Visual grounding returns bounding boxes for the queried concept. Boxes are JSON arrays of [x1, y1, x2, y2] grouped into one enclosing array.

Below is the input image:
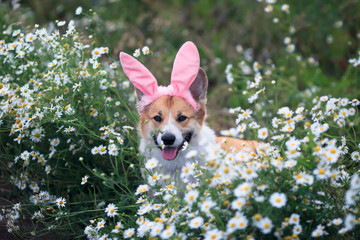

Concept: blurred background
[[18, 0, 360, 76], [6, 0, 358, 127], [0, 0, 359, 134]]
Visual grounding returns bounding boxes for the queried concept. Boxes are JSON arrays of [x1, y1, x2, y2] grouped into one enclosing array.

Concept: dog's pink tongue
[[162, 147, 177, 160]]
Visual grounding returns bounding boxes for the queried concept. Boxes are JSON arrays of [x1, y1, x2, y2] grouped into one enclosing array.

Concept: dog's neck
[[139, 124, 216, 179]]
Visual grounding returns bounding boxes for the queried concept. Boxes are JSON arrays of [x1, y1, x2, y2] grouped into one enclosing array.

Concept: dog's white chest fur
[[139, 124, 216, 177]]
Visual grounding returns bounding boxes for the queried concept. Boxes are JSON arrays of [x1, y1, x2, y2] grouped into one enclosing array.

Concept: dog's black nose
[[161, 133, 176, 145]]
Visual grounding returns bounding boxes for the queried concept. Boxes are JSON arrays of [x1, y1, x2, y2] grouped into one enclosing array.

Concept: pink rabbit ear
[[119, 52, 158, 96], [170, 41, 200, 94]]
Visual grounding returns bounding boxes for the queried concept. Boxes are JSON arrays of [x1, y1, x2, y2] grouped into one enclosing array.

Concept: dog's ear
[[134, 88, 145, 103], [119, 52, 158, 102], [189, 68, 208, 104]]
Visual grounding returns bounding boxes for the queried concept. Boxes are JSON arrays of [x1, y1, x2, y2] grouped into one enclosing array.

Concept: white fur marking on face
[[156, 112, 184, 147]]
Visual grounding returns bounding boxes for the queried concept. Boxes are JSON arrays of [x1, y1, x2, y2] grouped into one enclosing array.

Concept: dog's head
[[120, 42, 208, 161]]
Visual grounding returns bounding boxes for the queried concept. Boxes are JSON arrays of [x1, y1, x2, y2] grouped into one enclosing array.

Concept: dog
[[120, 41, 258, 180]]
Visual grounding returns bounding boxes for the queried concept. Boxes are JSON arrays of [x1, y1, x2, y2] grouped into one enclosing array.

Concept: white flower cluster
[[0, 12, 135, 235], [81, 87, 360, 239], [119, 93, 359, 239]]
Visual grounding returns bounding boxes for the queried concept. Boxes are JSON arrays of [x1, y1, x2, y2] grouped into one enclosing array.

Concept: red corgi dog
[[120, 42, 258, 178]]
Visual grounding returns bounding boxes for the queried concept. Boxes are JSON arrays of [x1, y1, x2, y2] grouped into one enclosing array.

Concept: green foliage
[[0, 0, 360, 239], [0, 5, 142, 238]]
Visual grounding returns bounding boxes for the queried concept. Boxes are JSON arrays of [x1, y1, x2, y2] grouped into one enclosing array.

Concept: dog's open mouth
[[154, 132, 193, 161], [162, 146, 178, 160]]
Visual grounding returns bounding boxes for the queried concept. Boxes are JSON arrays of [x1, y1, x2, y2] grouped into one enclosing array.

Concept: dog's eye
[[177, 115, 188, 122], [153, 115, 162, 122]]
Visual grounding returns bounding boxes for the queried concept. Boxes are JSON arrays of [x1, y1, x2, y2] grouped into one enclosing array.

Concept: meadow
[[0, 0, 360, 239]]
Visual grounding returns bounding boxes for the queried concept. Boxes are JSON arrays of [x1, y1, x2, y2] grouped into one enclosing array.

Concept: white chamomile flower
[[57, 21, 66, 27], [200, 199, 216, 213], [111, 221, 123, 233], [286, 44, 295, 53], [50, 138, 60, 147], [105, 203, 118, 217], [264, 5, 273, 13], [145, 158, 158, 170], [142, 46, 150, 55], [185, 150, 197, 158], [184, 189, 199, 205], [204, 228, 223, 240], [135, 184, 150, 195], [181, 162, 195, 179], [269, 192, 287, 208], [81, 175, 88, 185], [332, 218, 343, 226], [160, 224, 175, 239], [293, 224, 302, 235], [96, 219, 106, 230], [45, 165, 51, 174], [133, 48, 140, 58], [56, 197, 66, 207], [257, 217, 273, 234], [281, 4, 290, 13], [91, 146, 99, 155], [124, 228, 135, 238], [289, 213, 300, 225], [91, 48, 101, 59], [75, 6, 82, 15], [234, 182, 252, 197], [231, 197, 246, 210], [189, 216, 204, 229], [108, 144, 119, 156], [98, 145, 107, 155], [258, 127, 268, 140], [25, 33, 35, 42]]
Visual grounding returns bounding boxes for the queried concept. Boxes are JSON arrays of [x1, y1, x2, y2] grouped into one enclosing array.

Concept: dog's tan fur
[[216, 136, 258, 153], [140, 96, 206, 142], [140, 96, 258, 155], [141, 96, 258, 152]]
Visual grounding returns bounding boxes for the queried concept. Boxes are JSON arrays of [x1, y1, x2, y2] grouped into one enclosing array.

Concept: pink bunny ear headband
[[119, 41, 200, 112]]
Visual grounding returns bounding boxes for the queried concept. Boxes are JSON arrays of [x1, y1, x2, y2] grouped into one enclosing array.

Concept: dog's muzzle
[[153, 132, 193, 161]]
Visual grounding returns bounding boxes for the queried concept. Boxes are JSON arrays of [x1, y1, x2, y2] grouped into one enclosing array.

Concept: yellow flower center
[[253, 214, 261, 221]]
